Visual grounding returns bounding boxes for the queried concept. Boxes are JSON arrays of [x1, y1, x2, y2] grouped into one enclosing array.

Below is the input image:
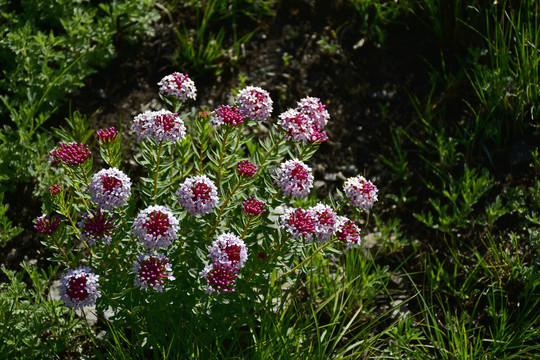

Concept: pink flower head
[[236, 86, 273, 122], [200, 263, 239, 295], [238, 160, 257, 177], [335, 216, 361, 249], [49, 142, 91, 166], [296, 97, 330, 130], [133, 205, 179, 250], [242, 197, 266, 217], [49, 184, 62, 196], [132, 109, 186, 143], [78, 208, 116, 246], [278, 97, 329, 143], [59, 266, 101, 309], [97, 127, 119, 144], [158, 72, 197, 102], [272, 159, 314, 198], [210, 105, 247, 127], [133, 253, 175, 292], [208, 232, 248, 269], [34, 214, 61, 235], [310, 203, 338, 242], [279, 207, 316, 241], [343, 175, 379, 209], [89, 168, 132, 211], [177, 175, 219, 216]]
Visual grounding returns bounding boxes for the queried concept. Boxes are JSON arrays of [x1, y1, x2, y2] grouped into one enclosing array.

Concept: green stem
[[215, 129, 231, 187], [240, 216, 253, 239], [275, 239, 335, 283], [153, 141, 164, 205], [208, 177, 243, 239]]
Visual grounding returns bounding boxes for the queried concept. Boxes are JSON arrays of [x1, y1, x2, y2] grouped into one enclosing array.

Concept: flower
[[236, 86, 273, 122], [34, 214, 61, 235], [97, 127, 118, 144], [49, 142, 91, 166], [132, 109, 186, 143], [133, 205, 179, 250], [343, 175, 378, 209], [310, 203, 338, 242], [210, 105, 247, 127], [133, 253, 175, 292], [277, 97, 329, 143], [208, 233, 248, 269], [296, 97, 330, 130], [177, 175, 219, 216], [89, 168, 131, 211], [59, 266, 101, 309], [200, 263, 239, 295], [157, 72, 197, 102], [78, 208, 116, 246], [335, 216, 361, 249], [238, 160, 257, 177], [279, 207, 316, 241], [272, 159, 314, 198], [242, 197, 266, 217], [49, 184, 62, 196]]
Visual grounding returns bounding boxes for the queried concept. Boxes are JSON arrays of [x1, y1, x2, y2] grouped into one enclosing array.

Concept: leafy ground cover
[[1, 0, 539, 358]]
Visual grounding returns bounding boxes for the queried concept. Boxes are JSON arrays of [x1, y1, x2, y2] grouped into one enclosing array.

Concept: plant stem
[[275, 239, 335, 283], [208, 177, 243, 239], [153, 140, 164, 204], [215, 129, 231, 187]]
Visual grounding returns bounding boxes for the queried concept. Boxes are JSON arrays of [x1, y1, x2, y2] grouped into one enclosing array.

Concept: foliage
[[0, 262, 87, 359]]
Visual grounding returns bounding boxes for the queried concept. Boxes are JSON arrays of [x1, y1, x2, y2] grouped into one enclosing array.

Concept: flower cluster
[[97, 127, 119, 144], [200, 263, 238, 295], [177, 175, 219, 216], [208, 233, 248, 268], [279, 207, 317, 241], [236, 86, 273, 122], [201, 232, 247, 295], [34, 214, 61, 235], [310, 203, 339, 242], [272, 159, 314, 198], [59, 267, 101, 309], [335, 216, 361, 249], [278, 97, 329, 143], [133, 205, 179, 250], [89, 168, 132, 211], [133, 253, 175, 292], [242, 197, 266, 217], [343, 175, 378, 209], [238, 160, 257, 177], [78, 208, 116, 246], [210, 105, 247, 127], [132, 110, 186, 143], [49, 184, 62, 196], [49, 142, 91, 166], [158, 72, 197, 102]]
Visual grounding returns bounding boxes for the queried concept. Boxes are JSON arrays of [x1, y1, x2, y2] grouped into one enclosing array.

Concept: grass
[[1, 0, 539, 358]]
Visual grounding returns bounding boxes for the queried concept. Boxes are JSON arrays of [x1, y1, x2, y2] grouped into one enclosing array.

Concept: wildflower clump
[[37, 70, 381, 338]]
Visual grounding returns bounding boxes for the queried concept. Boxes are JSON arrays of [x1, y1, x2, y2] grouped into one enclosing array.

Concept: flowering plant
[[36, 72, 378, 352]]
